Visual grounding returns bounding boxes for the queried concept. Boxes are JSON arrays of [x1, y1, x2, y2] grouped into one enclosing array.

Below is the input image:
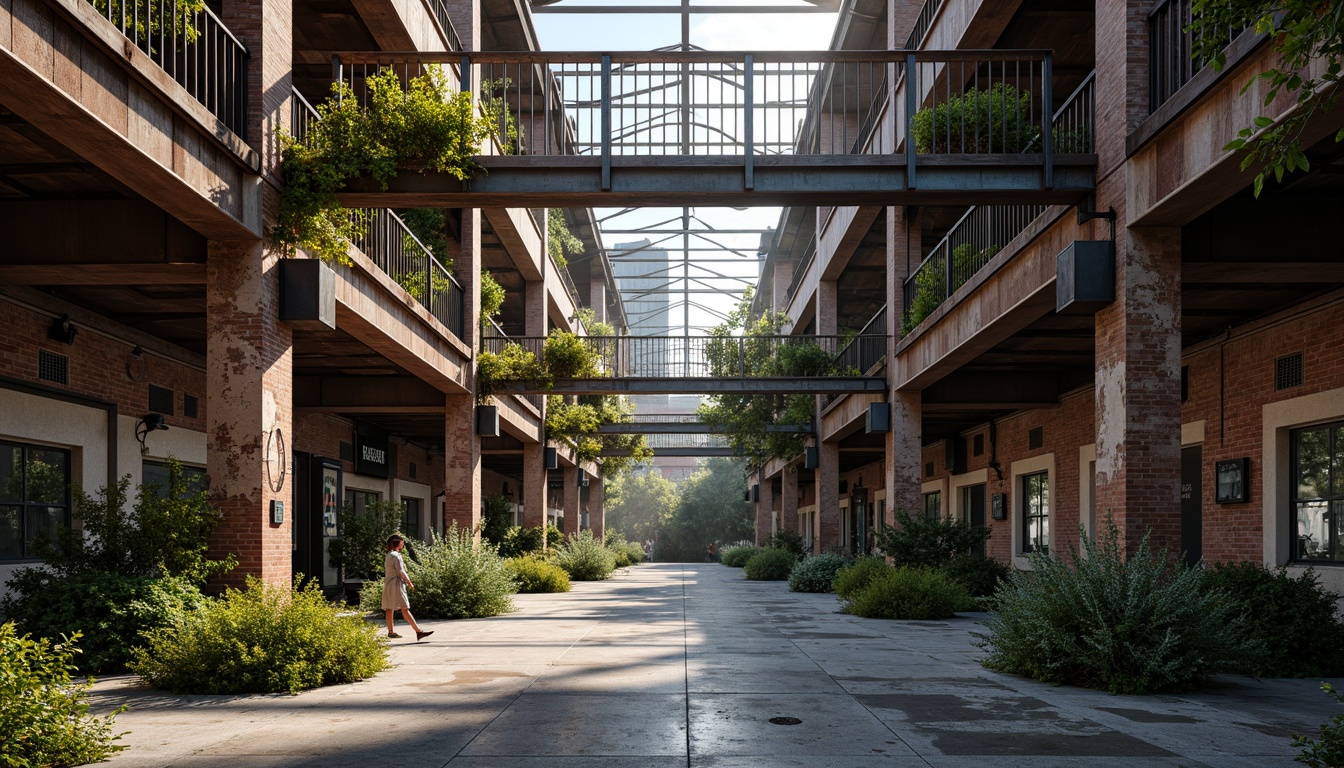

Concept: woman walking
[[383, 534, 433, 641]]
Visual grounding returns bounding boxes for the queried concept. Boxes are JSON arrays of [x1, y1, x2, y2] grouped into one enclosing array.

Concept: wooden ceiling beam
[[0, 264, 206, 285]]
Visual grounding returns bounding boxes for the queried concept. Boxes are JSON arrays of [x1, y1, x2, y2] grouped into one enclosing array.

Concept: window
[[142, 461, 207, 498], [0, 441, 71, 560], [1292, 421, 1344, 562], [1021, 471, 1049, 554], [923, 491, 942, 519], [344, 490, 380, 515], [401, 497, 421, 538]]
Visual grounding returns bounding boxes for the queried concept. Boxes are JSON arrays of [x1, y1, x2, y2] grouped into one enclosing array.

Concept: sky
[[532, 1, 840, 336]]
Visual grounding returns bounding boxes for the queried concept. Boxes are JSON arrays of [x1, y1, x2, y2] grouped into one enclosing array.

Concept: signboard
[[355, 432, 390, 478]]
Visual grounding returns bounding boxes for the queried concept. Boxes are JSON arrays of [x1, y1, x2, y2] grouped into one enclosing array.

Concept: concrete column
[[206, 242, 293, 588], [885, 205, 922, 523], [781, 468, 799, 535], [562, 465, 581, 537], [817, 441, 841, 552], [525, 280, 547, 338], [1094, 227, 1183, 555], [522, 442, 547, 529], [444, 394, 481, 537], [589, 280, 607, 324], [771, 261, 794, 316], [589, 475, 605, 541]]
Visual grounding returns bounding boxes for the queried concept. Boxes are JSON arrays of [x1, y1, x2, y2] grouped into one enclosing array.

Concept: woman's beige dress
[[382, 550, 410, 611]]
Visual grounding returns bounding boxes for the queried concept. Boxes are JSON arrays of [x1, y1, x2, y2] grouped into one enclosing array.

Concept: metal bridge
[[330, 49, 1097, 209]]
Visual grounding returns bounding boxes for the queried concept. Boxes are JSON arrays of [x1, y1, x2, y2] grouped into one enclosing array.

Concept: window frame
[[1020, 470, 1050, 555], [0, 439, 72, 561], [1290, 419, 1344, 564]]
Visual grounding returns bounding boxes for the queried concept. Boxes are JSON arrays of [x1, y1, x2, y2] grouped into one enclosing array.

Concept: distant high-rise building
[[610, 239, 674, 377]]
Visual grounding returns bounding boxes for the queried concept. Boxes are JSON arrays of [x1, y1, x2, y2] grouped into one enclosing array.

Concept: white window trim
[[921, 478, 947, 518], [1011, 453, 1055, 570], [949, 469, 989, 524], [1078, 444, 1096, 546]]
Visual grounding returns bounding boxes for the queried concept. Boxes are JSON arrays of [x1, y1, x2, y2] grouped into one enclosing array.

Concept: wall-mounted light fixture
[[48, 314, 78, 345], [135, 413, 168, 451]]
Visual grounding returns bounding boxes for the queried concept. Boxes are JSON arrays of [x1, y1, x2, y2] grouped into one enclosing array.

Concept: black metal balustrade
[[423, 0, 464, 53], [835, 306, 888, 375], [1149, 0, 1249, 111], [87, 0, 248, 138], [905, 0, 947, 50], [290, 89, 465, 341]]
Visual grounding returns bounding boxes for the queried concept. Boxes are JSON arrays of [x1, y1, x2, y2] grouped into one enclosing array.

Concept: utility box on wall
[[475, 405, 500, 437], [279, 259, 336, 330], [1056, 240, 1115, 314]]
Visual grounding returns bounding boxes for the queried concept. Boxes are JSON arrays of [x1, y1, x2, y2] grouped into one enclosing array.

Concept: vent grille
[[1028, 426, 1044, 450], [38, 350, 68, 385], [973, 433, 984, 456], [1275, 353, 1304, 391], [183, 394, 199, 419], [148, 385, 174, 415]]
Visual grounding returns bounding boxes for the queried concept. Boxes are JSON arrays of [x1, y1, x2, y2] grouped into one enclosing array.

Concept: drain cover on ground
[[768, 717, 803, 725]]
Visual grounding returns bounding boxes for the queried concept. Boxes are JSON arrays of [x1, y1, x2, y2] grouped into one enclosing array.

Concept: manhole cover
[[768, 717, 803, 726]]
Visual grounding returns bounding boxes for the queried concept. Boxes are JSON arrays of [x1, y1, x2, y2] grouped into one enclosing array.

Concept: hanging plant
[[273, 66, 493, 263]]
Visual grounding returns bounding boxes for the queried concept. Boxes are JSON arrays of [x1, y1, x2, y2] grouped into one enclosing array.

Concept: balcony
[[86, 0, 249, 138]]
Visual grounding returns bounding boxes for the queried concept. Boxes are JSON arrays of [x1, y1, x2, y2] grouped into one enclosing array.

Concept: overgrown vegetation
[[1201, 563, 1344, 678], [548, 209, 584, 269], [1190, 0, 1344, 197], [833, 556, 893, 602], [787, 553, 849, 593], [545, 394, 652, 473], [327, 499, 403, 581], [697, 289, 842, 465], [505, 555, 571, 593], [359, 525, 517, 619], [976, 522, 1253, 694], [875, 511, 990, 569], [481, 269, 506, 326], [0, 625, 125, 768], [551, 530, 617, 581], [94, 0, 203, 48], [604, 532, 646, 567], [941, 552, 1010, 599], [487, 524, 564, 558], [132, 577, 387, 695], [605, 469, 677, 544], [902, 242, 1002, 334], [720, 545, 762, 567], [480, 78, 522, 155], [911, 83, 1036, 153], [766, 529, 807, 559], [843, 566, 972, 620], [273, 67, 491, 262], [1293, 683, 1344, 768], [743, 548, 797, 580], [655, 458, 753, 561]]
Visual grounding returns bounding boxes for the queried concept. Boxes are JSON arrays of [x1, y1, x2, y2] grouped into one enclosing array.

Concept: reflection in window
[[923, 491, 941, 519], [1293, 423, 1343, 562], [1022, 471, 1049, 554], [142, 461, 208, 499], [1, 441, 71, 560]]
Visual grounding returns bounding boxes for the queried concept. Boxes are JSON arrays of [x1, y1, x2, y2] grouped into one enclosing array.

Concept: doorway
[[1181, 445, 1203, 567], [962, 484, 987, 557]]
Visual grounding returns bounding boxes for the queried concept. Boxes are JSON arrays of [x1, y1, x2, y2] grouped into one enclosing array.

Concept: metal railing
[[1149, 0, 1249, 111], [87, 0, 248, 138], [900, 69, 1096, 334], [836, 306, 888, 375], [785, 245, 816, 305], [481, 335, 864, 380], [644, 433, 729, 449], [331, 50, 1061, 171], [423, 0, 464, 53], [291, 89, 465, 341], [905, 0, 947, 50]]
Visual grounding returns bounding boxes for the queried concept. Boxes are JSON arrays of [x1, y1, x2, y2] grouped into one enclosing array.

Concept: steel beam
[[492, 377, 888, 395], [597, 423, 812, 434], [336, 155, 1097, 209], [602, 447, 738, 457]]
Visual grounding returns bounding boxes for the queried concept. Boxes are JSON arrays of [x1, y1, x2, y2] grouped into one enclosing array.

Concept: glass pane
[[1039, 474, 1050, 513], [0, 505, 22, 559], [1333, 427, 1343, 498], [0, 444, 21, 503], [1038, 508, 1050, 553], [142, 462, 172, 498], [25, 449, 67, 504], [1334, 501, 1344, 562], [25, 505, 63, 554], [1296, 427, 1331, 500], [1297, 501, 1331, 560]]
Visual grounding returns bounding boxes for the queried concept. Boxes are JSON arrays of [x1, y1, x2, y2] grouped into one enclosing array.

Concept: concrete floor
[[89, 563, 1344, 767]]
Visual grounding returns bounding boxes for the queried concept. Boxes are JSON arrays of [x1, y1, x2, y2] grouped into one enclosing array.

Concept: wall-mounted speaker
[[866, 402, 890, 434], [544, 447, 559, 470], [804, 446, 819, 469]]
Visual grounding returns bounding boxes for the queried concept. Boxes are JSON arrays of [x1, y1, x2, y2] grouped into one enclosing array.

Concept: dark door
[[1181, 446, 1203, 567], [963, 484, 987, 557]]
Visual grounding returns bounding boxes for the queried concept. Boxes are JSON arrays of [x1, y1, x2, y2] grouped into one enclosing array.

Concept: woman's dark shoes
[[416, 630, 434, 642]]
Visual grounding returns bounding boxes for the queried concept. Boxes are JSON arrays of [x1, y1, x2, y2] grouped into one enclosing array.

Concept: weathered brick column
[[885, 206, 922, 521], [447, 206, 483, 538], [562, 465, 581, 537], [206, 0, 292, 587], [780, 467, 799, 537], [756, 469, 775, 544], [815, 278, 840, 552], [1094, 226, 1182, 555], [206, 243, 293, 588], [522, 443, 548, 529], [589, 474, 605, 540]]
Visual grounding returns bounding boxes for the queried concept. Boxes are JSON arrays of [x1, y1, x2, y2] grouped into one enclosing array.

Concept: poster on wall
[[322, 467, 339, 537]]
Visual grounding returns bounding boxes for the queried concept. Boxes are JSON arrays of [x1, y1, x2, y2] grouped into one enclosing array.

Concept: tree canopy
[[605, 467, 678, 543], [655, 458, 753, 561]]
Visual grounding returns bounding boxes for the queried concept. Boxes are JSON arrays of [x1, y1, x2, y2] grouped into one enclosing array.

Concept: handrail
[[1149, 0, 1248, 112], [423, 0, 464, 53], [87, 0, 249, 138]]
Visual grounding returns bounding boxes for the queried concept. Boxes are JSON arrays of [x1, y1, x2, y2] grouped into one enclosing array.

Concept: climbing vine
[[273, 67, 492, 262], [480, 269, 506, 326], [548, 209, 584, 269], [545, 395, 651, 474]]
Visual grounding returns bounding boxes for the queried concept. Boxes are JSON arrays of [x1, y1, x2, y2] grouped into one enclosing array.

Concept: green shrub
[[975, 523, 1253, 694], [844, 567, 971, 620], [603, 532, 643, 568], [490, 524, 562, 558], [481, 492, 514, 550], [1, 571, 205, 674], [327, 499, 403, 580], [941, 553, 1011, 599], [767, 529, 807, 558], [505, 556, 571, 593], [911, 82, 1035, 153], [1202, 563, 1344, 678], [788, 554, 849, 593], [399, 526, 517, 618], [721, 545, 762, 567], [0, 624, 125, 768], [833, 556, 894, 601], [1293, 683, 1344, 768], [552, 530, 617, 581], [902, 257, 945, 334], [875, 510, 991, 569], [622, 540, 646, 565], [743, 548, 796, 580], [132, 577, 386, 694]]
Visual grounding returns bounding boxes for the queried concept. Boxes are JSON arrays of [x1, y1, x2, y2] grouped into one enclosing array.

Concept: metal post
[[461, 55, 470, 94], [333, 55, 342, 104], [744, 53, 754, 191], [738, 337, 745, 378], [905, 53, 917, 190], [1041, 53, 1054, 191], [601, 55, 612, 192]]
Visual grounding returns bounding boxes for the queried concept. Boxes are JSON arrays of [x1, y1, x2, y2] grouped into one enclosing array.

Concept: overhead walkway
[[329, 49, 1098, 209]]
